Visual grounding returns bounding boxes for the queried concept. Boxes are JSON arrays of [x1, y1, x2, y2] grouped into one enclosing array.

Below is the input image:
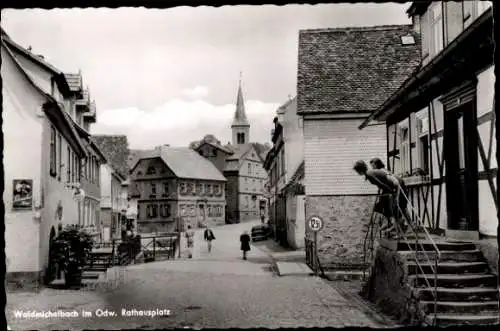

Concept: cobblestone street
[[6, 221, 397, 330]]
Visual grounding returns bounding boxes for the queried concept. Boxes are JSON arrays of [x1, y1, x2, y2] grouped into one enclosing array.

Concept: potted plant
[[52, 224, 94, 288]]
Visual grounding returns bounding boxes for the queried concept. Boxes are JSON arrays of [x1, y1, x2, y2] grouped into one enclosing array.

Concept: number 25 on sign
[[308, 216, 323, 232]]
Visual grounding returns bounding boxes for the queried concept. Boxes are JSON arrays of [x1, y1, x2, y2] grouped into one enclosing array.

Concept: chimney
[[37, 54, 45, 59], [411, 14, 420, 34]]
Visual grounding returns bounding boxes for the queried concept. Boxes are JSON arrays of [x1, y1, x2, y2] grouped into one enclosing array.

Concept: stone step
[[409, 273, 497, 288], [81, 272, 101, 280], [416, 287, 499, 302], [407, 261, 490, 275], [419, 300, 499, 315], [424, 313, 500, 327], [397, 240, 476, 252], [399, 250, 484, 263]]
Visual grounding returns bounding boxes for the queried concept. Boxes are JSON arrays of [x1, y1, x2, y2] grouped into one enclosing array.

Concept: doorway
[[444, 100, 479, 231]]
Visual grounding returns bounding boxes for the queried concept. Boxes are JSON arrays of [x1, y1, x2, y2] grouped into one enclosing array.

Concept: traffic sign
[[307, 216, 324, 232]]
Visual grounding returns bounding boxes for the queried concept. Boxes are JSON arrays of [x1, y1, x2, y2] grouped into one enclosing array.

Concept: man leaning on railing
[[353, 159, 410, 239]]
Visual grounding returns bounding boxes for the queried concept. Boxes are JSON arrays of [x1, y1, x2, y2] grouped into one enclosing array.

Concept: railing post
[[153, 237, 156, 260], [434, 255, 438, 327]]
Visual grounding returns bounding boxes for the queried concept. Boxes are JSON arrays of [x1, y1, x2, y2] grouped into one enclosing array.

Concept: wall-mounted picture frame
[[13, 179, 33, 210]]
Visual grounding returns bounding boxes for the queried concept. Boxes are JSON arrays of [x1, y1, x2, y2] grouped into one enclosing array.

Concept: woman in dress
[[240, 231, 251, 260]]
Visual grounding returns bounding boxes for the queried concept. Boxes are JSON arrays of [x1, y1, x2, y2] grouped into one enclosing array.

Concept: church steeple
[[231, 72, 250, 145]]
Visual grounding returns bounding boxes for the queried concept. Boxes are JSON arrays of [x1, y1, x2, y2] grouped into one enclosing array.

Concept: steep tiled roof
[[231, 80, 250, 127], [64, 73, 82, 92], [225, 143, 252, 161], [297, 24, 421, 114], [131, 146, 226, 182], [92, 135, 130, 178]]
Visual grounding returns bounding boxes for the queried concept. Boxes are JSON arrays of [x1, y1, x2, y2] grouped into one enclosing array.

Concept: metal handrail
[[362, 187, 441, 326], [393, 188, 441, 326]]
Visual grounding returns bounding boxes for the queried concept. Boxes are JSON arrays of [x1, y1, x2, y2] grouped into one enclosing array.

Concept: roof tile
[[297, 24, 421, 114], [133, 146, 226, 182]]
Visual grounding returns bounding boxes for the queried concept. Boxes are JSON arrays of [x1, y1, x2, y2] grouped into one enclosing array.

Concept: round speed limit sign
[[307, 216, 324, 232]]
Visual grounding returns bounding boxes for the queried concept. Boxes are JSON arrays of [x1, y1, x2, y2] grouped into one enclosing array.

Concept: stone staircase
[[397, 239, 499, 327]]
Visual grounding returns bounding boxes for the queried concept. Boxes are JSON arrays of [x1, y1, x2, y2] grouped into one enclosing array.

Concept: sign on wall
[[12, 179, 33, 210], [307, 215, 324, 232]]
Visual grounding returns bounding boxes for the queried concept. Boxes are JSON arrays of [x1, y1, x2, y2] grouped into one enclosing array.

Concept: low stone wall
[[137, 221, 176, 234], [476, 239, 499, 275], [6, 271, 43, 292], [305, 195, 379, 270], [363, 246, 423, 326]]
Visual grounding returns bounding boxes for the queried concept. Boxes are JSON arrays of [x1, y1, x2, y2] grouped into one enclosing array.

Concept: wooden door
[[444, 101, 479, 230]]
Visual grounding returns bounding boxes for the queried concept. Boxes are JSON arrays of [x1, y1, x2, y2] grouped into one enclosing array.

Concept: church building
[[191, 77, 270, 223]]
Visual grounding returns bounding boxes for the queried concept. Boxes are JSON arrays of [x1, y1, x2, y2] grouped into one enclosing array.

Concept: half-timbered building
[[360, 1, 496, 242]]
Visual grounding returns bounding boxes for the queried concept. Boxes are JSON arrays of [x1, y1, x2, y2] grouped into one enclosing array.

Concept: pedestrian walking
[[204, 227, 216, 253], [185, 225, 194, 258], [240, 231, 251, 260]]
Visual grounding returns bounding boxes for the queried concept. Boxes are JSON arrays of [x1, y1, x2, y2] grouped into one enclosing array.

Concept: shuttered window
[[50, 126, 57, 177]]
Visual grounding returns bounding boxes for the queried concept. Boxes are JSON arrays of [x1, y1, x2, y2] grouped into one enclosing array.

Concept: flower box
[[403, 175, 431, 187]]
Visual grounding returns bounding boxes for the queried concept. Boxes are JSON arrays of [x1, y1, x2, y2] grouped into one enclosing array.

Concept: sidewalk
[[252, 239, 311, 276]]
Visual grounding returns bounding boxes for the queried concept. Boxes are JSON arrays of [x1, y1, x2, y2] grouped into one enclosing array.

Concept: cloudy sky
[[2, 4, 410, 149]]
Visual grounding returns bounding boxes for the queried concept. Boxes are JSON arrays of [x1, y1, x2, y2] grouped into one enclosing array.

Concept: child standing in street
[[185, 225, 194, 258]]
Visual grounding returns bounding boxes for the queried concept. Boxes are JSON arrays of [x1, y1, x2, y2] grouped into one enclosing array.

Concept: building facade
[[360, 2, 496, 242], [129, 146, 227, 233], [264, 97, 306, 249], [297, 24, 421, 270], [2, 29, 104, 289], [190, 79, 270, 224], [100, 164, 126, 241]]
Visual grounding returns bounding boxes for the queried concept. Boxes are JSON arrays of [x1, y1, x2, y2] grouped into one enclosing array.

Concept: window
[[430, 2, 444, 56], [190, 205, 196, 217], [208, 206, 213, 217], [245, 196, 249, 208], [189, 182, 196, 195], [207, 184, 213, 196], [252, 179, 256, 192], [399, 122, 410, 176], [159, 204, 171, 218], [67, 147, 71, 182], [215, 184, 221, 196], [147, 204, 158, 218], [180, 182, 187, 195], [151, 183, 157, 196], [237, 132, 245, 144], [196, 183, 203, 195], [96, 160, 99, 186], [146, 166, 156, 175], [212, 149, 217, 157], [57, 134, 62, 181], [198, 150, 203, 156], [163, 182, 169, 196], [280, 149, 285, 176], [72, 154, 76, 183], [248, 163, 252, 175], [50, 126, 57, 177], [416, 112, 430, 174], [180, 205, 186, 217]]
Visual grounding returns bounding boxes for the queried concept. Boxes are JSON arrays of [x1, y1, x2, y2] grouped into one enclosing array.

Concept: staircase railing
[[364, 188, 441, 326], [396, 188, 441, 326]]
